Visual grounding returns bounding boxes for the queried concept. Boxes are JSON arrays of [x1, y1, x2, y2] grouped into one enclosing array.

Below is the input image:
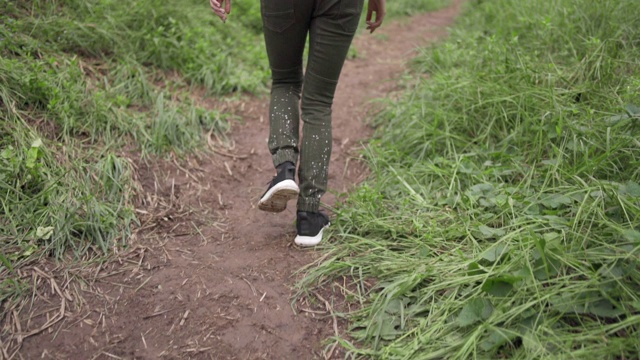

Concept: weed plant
[[302, 0, 640, 358]]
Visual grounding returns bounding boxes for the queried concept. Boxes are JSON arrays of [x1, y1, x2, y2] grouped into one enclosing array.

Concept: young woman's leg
[[260, 0, 313, 168], [297, 0, 364, 212], [258, 0, 314, 213]]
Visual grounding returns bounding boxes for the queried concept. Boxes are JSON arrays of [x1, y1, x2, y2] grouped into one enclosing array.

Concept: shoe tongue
[[286, 167, 295, 178], [275, 162, 295, 180], [276, 161, 294, 171]]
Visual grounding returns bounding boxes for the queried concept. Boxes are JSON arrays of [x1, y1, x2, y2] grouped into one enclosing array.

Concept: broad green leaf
[[457, 298, 493, 327], [542, 215, 569, 229], [522, 332, 546, 353], [516, 313, 540, 334], [458, 162, 477, 174], [494, 194, 509, 206], [476, 225, 505, 239], [467, 261, 485, 276], [36, 226, 54, 240], [625, 103, 640, 116], [540, 194, 572, 208], [26, 147, 40, 170], [532, 256, 561, 280], [549, 292, 623, 318], [26, 139, 44, 171], [468, 183, 494, 196], [525, 204, 541, 215], [1, 147, 14, 159], [588, 299, 625, 318], [479, 327, 517, 351], [384, 301, 402, 315], [482, 278, 514, 297], [479, 198, 495, 208], [621, 229, 640, 243], [605, 113, 629, 126], [385, 297, 411, 315], [597, 263, 626, 279], [419, 246, 430, 257], [543, 232, 561, 242], [619, 181, 640, 197], [22, 244, 37, 257], [550, 293, 588, 314], [480, 243, 509, 262], [375, 313, 404, 340]]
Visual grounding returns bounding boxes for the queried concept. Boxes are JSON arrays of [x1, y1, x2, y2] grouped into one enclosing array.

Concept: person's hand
[[210, 0, 231, 22], [366, 0, 386, 33]]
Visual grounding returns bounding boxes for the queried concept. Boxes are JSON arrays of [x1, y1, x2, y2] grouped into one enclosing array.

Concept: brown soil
[[9, 4, 462, 359]]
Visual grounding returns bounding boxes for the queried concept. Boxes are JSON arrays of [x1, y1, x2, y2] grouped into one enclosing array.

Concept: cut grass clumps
[[0, 117, 138, 304], [301, 0, 640, 358]]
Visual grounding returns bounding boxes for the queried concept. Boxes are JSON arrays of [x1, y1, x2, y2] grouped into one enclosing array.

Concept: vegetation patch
[[0, 0, 267, 315], [302, 0, 640, 358], [385, 0, 450, 17]]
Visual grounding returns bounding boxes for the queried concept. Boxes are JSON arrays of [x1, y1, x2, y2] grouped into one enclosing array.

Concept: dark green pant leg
[[261, 0, 312, 167], [297, 0, 364, 212], [261, 0, 363, 212]]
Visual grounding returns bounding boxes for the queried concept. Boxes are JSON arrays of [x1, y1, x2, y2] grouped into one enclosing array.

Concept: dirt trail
[[16, 3, 462, 359]]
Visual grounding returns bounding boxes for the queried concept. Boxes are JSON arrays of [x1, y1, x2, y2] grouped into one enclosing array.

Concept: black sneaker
[[258, 162, 299, 213], [294, 211, 330, 246]]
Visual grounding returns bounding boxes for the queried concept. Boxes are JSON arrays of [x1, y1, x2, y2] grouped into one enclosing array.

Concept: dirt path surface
[[13, 4, 462, 359]]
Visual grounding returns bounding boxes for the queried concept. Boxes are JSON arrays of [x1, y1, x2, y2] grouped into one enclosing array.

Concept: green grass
[[385, 0, 450, 17], [300, 0, 640, 358], [0, 0, 266, 308]]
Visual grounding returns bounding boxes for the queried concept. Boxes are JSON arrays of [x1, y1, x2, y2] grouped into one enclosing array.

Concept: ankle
[[297, 198, 320, 213]]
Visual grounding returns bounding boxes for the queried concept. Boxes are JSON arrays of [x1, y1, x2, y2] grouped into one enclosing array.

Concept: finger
[[225, 0, 231, 14], [210, 0, 224, 16], [366, 8, 373, 23], [378, 10, 386, 25], [211, 7, 227, 21], [366, 12, 379, 33]]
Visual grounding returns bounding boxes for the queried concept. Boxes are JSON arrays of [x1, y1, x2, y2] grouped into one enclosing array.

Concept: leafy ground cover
[[302, 0, 640, 358]]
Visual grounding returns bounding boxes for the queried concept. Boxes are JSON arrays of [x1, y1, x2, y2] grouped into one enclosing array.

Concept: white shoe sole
[[258, 180, 299, 213], [294, 223, 330, 247]]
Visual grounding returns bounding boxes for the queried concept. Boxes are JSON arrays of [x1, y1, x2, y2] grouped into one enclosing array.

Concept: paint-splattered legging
[[261, 0, 364, 212]]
